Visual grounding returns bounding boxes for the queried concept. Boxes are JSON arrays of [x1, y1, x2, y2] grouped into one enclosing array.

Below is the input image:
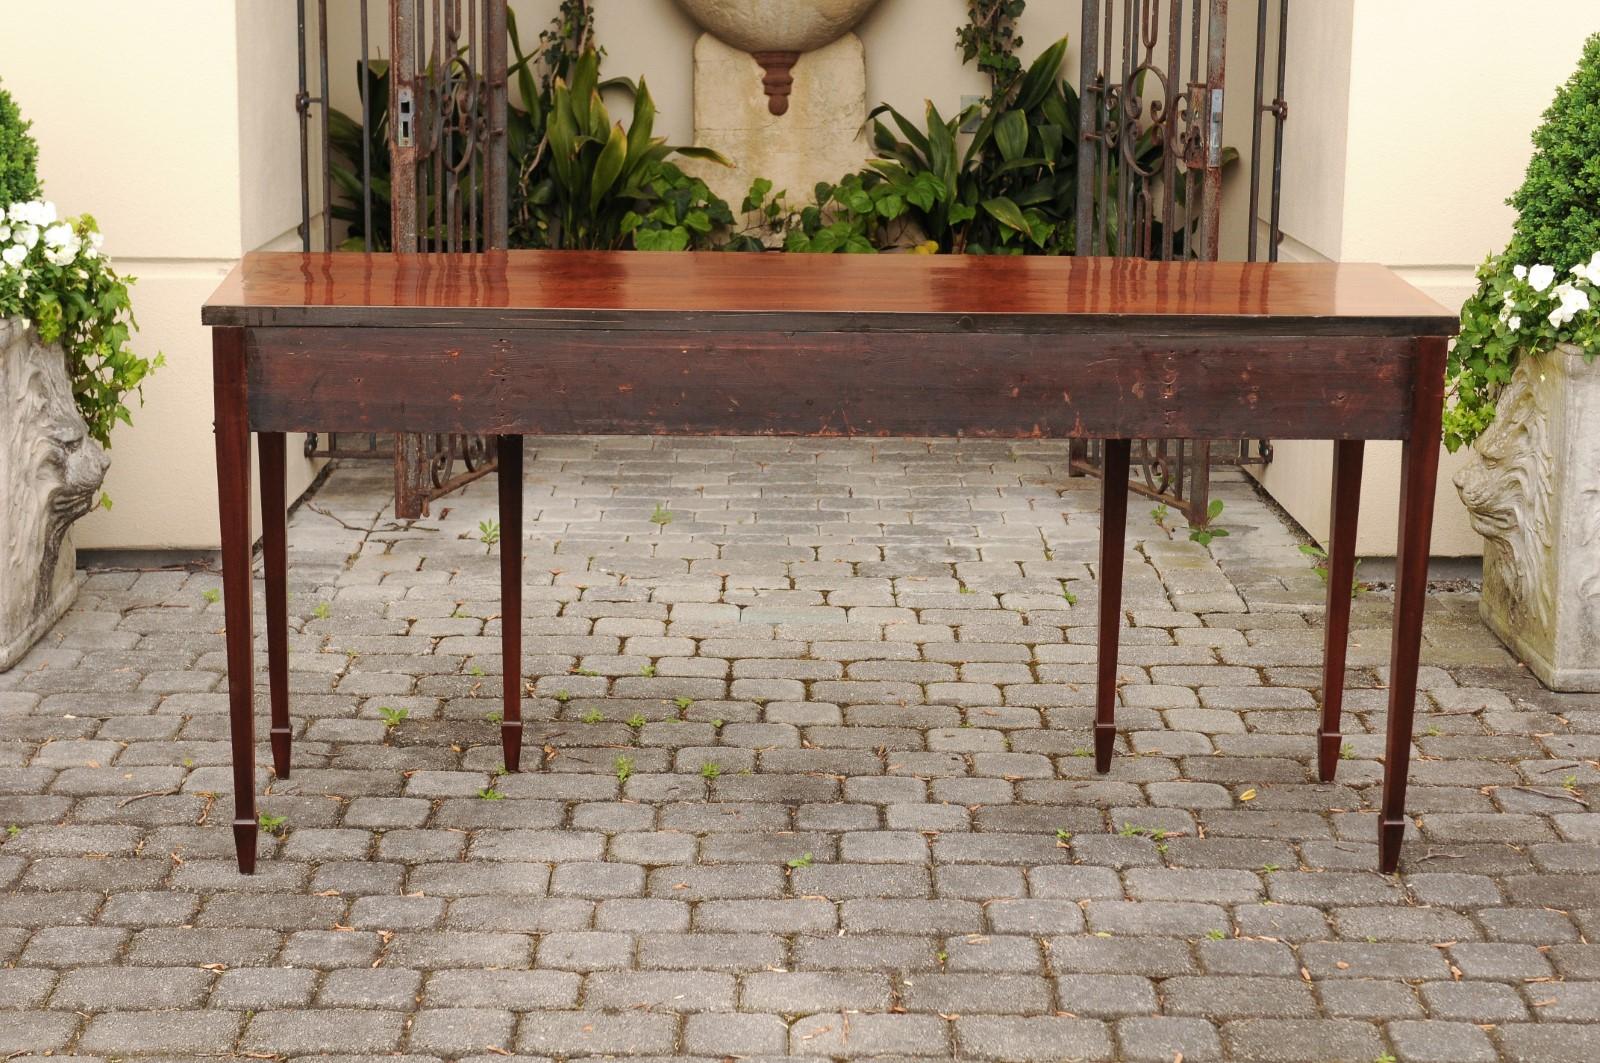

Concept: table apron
[[243, 326, 1419, 440]]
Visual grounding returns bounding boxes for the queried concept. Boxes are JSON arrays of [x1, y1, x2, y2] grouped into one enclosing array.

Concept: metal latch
[[396, 87, 415, 148], [1208, 88, 1223, 168]]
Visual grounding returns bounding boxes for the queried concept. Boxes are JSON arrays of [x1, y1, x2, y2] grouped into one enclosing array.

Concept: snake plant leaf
[[982, 195, 1030, 236], [590, 121, 628, 211], [627, 78, 657, 164], [548, 78, 576, 189], [1017, 37, 1070, 113], [994, 109, 1028, 163], [670, 145, 732, 164]]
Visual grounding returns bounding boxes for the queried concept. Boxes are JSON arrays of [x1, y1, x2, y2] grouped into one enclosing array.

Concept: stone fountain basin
[[673, 0, 879, 54]]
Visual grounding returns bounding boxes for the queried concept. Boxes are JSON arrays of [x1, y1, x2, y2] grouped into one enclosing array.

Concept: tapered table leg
[[1094, 439, 1132, 773], [498, 436, 524, 772], [1379, 338, 1446, 873], [259, 432, 292, 780], [213, 328, 258, 874], [1318, 440, 1365, 782]]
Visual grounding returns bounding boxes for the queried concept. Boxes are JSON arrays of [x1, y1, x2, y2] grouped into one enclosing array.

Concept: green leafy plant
[[202, 588, 221, 604], [626, 713, 647, 729], [312, 602, 332, 621], [786, 852, 814, 869], [649, 503, 673, 526], [614, 754, 634, 783], [699, 761, 721, 780], [1299, 542, 1365, 599], [1506, 34, 1600, 273], [1187, 500, 1229, 547], [1448, 35, 1600, 450], [478, 786, 506, 800], [258, 812, 288, 836], [1, 202, 164, 449], [527, 48, 728, 250], [623, 162, 735, 251], [957, 0, 1027, 104], [582, 708, 604, 724], [0, 80, 41, 208], [378, 706, 408, 728], [1448, 252, 1599, 449], [478, 519, 501, 545]]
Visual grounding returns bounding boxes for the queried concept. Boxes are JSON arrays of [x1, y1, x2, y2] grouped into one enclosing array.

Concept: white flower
[[43, 240, 79, 267], [6, 200, 56, 227], [0, 224, 9, 243], [1528, 264, 1557, 292], [1, 244, 27, 269], [1573, 251, 1600, 287], [1548, 282, 1591, 328], [42, 222, 74, 249], [1513, 264, 1529, 280], [1509, 315, 1522, 330], [11, 223, 38, 249]]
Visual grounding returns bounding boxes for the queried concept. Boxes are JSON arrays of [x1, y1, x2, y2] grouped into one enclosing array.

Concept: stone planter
[[1455, 342, 1600, 690], [1, 316, 110, 670]]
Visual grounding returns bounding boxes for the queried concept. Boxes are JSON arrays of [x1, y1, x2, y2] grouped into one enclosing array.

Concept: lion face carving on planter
[[1454, 357, 1557, 641], [1, 318, 110, 656]]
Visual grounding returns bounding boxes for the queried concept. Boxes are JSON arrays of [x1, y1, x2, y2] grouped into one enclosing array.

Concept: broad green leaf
[[589, 121, 628, 211], [994, 109, 1028, 163], [982, 196, 1031, 236]]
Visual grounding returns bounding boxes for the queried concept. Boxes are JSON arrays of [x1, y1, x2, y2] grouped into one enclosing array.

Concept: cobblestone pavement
[[2, 438, 1597, 1063]]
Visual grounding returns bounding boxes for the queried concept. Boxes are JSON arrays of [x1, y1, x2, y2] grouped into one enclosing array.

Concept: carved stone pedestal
[[1, 317, 109, 670], [685, 31, 870, 221], [1456, 342, 1600, 690]]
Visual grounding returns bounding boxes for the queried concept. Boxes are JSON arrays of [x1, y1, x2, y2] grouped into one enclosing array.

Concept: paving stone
[[241, 1008, 406, 1054], [1387, 1020, 1498, 1063], [953, 1016, 1110, 1061], [79, 1011, 242, 1055], [6, 448, 1596, 1063], [516, 1011, 678, 1056], [792, 1012, 952, 1057]]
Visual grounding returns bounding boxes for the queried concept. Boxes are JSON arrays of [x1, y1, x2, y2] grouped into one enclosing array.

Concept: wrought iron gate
[[297, 0, 1287, 523], [297, 0, 507, 519], [1070, 0, 1289, 524]]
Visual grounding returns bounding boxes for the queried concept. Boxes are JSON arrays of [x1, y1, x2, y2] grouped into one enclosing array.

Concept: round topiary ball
[[1506, 32, 1600, 271], [0, 78, 42, 210]]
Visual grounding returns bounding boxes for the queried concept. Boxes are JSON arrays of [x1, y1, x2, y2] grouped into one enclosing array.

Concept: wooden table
[[203, 251, 1455, 875]]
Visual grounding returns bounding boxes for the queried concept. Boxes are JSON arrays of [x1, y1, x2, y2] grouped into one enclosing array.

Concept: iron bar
[[318, 0, 333, 252], [360, 0, 372, 251], [296, 0, 312, 252], [1268, 0, 1288, 261]]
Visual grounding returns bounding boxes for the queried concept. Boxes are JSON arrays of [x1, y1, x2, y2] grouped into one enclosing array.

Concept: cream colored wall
[[20, 0, 1583, 554], [1, 0, 318, 551], [1253, 0, 1600, 557]]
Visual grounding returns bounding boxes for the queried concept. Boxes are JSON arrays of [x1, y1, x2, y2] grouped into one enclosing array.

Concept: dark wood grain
[[1380, 337, 1447, 873], [1317, 439, 1364, 783], [203, 251, 1457, 337], [1095, 440, 1132, 773], [245, 328, 1418, 442], [259, 431, 292, 781], [213, 327, 257, 875], [206, 254, 1460, 876], [498, 436, 523, 773]]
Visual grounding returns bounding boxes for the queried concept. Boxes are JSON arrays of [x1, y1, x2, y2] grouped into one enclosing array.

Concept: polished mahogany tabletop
[[204, 250, 1456, 336]]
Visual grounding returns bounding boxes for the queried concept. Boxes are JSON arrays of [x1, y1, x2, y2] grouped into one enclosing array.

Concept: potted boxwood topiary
[[0, 78, 162, 669], [1450, 33, 1600, 690]]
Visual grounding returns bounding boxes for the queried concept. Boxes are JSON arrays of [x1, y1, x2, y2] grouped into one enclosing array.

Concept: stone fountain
[[672, 0, 884, 215]]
